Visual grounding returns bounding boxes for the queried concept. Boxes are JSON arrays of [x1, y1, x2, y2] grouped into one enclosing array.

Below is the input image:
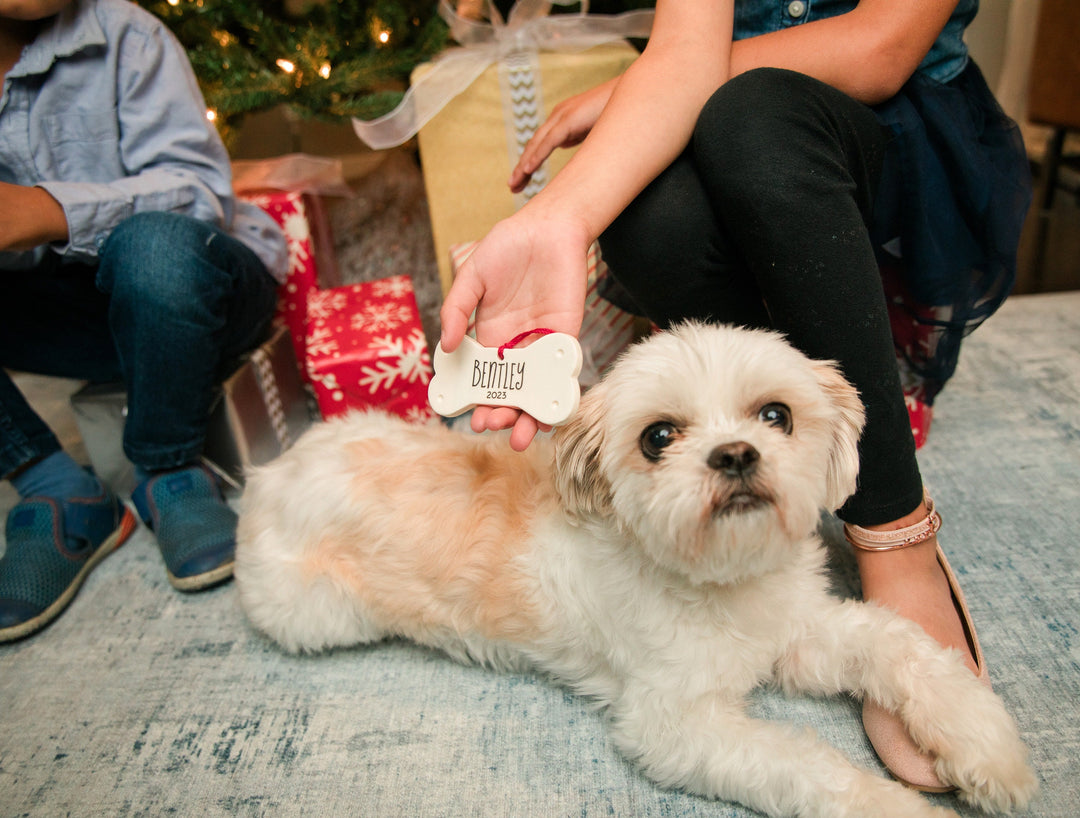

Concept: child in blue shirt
[[1, 0, 288, 640]]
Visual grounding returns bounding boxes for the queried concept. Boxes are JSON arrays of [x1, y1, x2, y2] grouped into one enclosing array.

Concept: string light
[[370, 16, 392, 46], [147, 0, 446, 131]]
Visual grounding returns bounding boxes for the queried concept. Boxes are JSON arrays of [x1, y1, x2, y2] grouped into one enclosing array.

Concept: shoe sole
[[0, 508, 138, 644], [167, 559, 235, 593]]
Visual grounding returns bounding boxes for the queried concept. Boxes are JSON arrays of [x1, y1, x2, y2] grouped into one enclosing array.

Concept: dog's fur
[[236, 322, 1035, 818]]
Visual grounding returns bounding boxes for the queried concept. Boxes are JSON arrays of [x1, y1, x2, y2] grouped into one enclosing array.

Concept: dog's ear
[[552, 381, 613, 519], [812, 360, 866, 510]]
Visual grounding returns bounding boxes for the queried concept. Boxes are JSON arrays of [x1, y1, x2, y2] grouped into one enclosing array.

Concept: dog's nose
[[707, 442, 760, 477]]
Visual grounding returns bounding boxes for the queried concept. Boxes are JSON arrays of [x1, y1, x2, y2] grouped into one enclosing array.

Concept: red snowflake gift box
[[304, 275, 434, 422], [240, 189, 340, 370]]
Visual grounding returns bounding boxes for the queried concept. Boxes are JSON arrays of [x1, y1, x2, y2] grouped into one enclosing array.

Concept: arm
[[35, 20, 238, 260], [520, 0, 732, 249], [0, 183, 68, 253], [509, 0, 961, 192], [440, 0, 733, 449], [728, 0, 963, 105]]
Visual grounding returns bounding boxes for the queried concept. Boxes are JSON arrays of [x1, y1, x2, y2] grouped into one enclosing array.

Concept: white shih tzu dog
[[235, 322, 1035, 818]]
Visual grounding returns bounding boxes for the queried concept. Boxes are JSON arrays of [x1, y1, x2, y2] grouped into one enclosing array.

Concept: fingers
[[471, 405, 509, 433], [510, 78, 618, 193], [507, 166, 531, 195], [471, 405, 521, 433], [509, 106, 583, 193], [469, 406, 544, 451], [509, 126, 559, 193], [439, 266, 484, 353], [438, 303, 469, 354], [509, 414, 542, 452]]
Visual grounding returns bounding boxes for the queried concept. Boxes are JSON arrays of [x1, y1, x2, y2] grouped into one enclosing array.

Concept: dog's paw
[[939, 753, 1038, 815], [935, 729, 1038, 814]]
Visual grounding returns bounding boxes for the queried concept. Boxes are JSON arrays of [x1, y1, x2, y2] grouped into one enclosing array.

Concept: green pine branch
[[134, 0, 655, 142], [136, 0, 450, 139]]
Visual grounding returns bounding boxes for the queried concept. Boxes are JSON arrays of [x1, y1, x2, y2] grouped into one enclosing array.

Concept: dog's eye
[[640, 422, 678, 461], [758, 403, 793, 434]]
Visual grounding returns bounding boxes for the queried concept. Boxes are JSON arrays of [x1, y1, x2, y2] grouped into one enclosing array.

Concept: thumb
[[438, 272, 482, 353]]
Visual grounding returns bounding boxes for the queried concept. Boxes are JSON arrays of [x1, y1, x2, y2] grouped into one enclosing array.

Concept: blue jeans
[[1, 212, 278, 478]]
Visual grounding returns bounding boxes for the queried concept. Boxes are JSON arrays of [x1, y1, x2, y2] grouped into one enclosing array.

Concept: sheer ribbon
[[352, 0, 653, 150]]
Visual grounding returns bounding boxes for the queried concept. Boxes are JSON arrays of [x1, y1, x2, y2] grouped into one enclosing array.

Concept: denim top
[[734, 0, 978, 84], [0, 0, 287, 280]]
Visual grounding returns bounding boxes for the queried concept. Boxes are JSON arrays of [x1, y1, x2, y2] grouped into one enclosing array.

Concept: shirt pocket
[[38, 108, 125, 181]]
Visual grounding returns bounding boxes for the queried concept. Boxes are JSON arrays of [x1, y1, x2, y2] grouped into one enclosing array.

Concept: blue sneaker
[[0, 490, 136, 643], [131, 464, 236, 592]]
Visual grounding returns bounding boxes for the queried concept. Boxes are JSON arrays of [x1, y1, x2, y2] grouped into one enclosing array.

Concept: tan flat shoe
[[845, 499, 988, 792]]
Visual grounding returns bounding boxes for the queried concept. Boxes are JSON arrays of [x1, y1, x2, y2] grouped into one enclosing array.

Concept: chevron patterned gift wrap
[[413, 42, 639, 293]]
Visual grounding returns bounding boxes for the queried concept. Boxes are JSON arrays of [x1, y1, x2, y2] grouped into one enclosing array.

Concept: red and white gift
[[304, 275, 435, 422], [238, 186, 340, 370]]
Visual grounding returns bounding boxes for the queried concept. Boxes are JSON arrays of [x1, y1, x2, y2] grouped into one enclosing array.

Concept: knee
[[102, 211, 212, 265], [693, 68, 838, 202], [696, 68, 824, 149], [98, 213, 230, 309], [601, 155, 714, 294]]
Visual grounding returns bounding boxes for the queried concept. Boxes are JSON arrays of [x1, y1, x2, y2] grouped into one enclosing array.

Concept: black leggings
[[599, 68, 922, 526]]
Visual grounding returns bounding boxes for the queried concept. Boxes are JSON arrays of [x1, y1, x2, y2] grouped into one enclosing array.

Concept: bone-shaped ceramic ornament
[[428, 333, 582, 426]]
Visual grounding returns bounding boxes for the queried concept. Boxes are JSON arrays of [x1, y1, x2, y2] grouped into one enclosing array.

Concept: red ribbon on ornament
[[497, 328, 555, 359]]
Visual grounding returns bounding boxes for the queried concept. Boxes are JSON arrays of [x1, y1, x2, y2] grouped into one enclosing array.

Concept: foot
[[853, 502, 981, 791], [131, 464, 237, 592], [0, 487, 136, 642], [854, 507, 977, 676]]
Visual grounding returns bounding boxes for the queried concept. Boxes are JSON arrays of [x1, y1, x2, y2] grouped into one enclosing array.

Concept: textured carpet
[[327, 148, 444, 352], [1, 155, 1078, 815]]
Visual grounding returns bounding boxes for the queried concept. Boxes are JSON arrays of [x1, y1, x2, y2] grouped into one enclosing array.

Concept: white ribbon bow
[[352, 0, 654, 150]]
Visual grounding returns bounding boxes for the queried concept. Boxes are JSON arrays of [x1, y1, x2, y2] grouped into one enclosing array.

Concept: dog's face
[[554, 322, 865, 584]]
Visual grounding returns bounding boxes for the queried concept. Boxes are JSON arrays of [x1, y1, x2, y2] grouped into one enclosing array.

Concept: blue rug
[[2, 291, 1078, 817]]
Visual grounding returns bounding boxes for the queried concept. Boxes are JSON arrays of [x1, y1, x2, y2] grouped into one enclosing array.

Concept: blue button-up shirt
[[0, 0, 287, 281], [734, 0, 978, 84]]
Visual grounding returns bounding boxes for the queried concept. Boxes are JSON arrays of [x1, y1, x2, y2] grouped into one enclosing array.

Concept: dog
[[235, 322, 1035, 818]]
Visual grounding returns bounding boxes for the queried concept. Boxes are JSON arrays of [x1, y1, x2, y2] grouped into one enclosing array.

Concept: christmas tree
[[134, 0, 450, 144], [135, 1, 655, 145]]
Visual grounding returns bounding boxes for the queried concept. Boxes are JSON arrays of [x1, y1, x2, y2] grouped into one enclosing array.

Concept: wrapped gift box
[[70, 383, 138, 496], [415, 41, 639, 292], [231, 109, 390, 183], [305, 275, 435, 422], [203, 326, 316, 484], [71, 326, 314, 492], [240, 189, 340, 369], [450, 240, 645, 386]]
